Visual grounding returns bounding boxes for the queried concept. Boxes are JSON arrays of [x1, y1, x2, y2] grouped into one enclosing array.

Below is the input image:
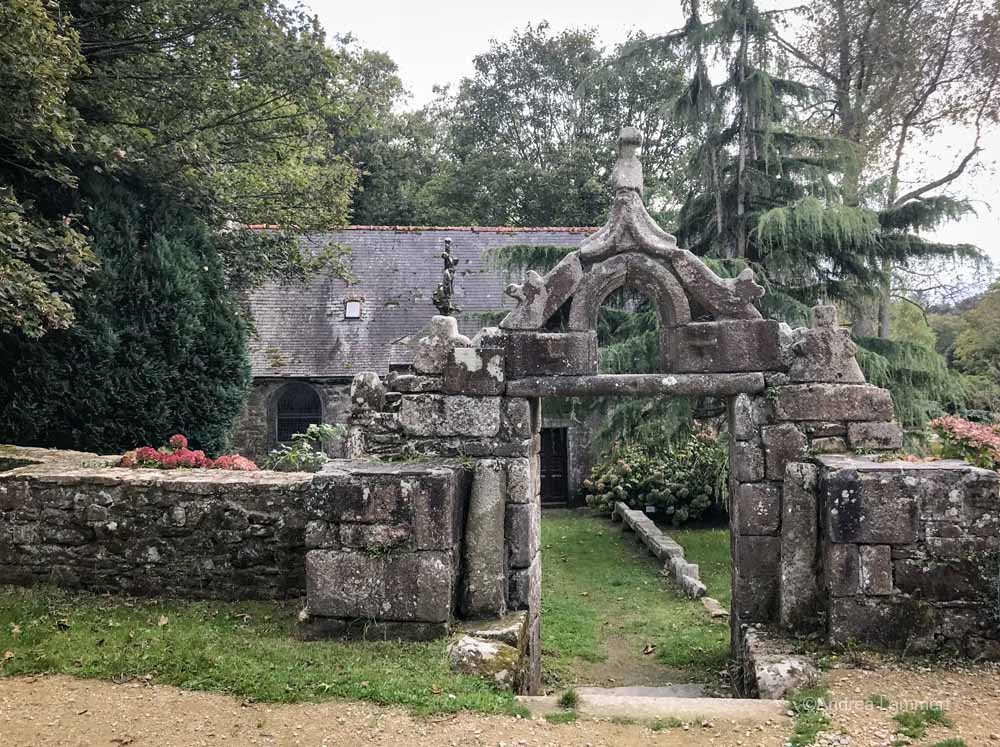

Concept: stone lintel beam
[[506, 372, 765, 398]]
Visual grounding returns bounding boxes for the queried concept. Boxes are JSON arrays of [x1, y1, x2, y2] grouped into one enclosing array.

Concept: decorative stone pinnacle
[[612, 126, 644, 193], [432, 237, 461, 316]]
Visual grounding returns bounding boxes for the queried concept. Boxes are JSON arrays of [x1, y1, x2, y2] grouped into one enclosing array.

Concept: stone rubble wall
[[0, 447, 473, 626], [0, 447, 314, 599], [817, 455, 1000, 656]]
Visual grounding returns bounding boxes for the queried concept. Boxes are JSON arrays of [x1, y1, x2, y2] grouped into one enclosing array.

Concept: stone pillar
[[461, 459, 508, 617]]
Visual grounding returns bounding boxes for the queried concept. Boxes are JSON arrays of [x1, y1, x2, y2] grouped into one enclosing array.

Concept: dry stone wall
[[0, 449, 313, 599]]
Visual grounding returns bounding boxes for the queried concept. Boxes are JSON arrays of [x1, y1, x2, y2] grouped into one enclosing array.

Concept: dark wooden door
[[540, 428, 569, 504]]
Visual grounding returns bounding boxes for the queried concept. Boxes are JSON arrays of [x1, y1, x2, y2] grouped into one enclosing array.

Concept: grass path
[[540, 509, 730, 689]]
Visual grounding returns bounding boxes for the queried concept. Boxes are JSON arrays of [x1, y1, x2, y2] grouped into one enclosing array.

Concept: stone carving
[[412, 315, 471, 375], [432, 238, 461, 316], [499, 126, 764, 339], [500, 252, 583, 330], [788, 305, 866, 384]]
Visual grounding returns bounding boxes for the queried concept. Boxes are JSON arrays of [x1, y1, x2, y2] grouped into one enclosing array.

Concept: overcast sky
[[310, 0, 1000, 270]]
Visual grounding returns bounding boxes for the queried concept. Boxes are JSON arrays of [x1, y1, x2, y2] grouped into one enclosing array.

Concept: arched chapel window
[[275, 382, 322, 442]]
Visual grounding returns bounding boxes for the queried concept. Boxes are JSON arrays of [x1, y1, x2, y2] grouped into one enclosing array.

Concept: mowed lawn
[[0, 586, 518, 715], [0, 511, 732, 711], [540, 509, 731, 688]]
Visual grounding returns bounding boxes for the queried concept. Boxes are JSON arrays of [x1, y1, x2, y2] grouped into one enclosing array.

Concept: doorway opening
[[539, 427, 569, 505]]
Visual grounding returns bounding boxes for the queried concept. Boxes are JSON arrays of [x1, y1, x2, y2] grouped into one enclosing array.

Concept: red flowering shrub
[[211, 454, 257, 471], [929, 416, 1000, 471], [119, 434, 257, 471]]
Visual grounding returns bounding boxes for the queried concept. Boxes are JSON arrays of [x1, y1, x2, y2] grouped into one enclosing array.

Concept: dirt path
[[2, 661, 999, 746], [0, 675, 788, 747]]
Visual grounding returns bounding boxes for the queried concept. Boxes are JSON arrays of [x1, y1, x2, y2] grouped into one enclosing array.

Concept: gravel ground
[[820, 659, 1000, 747], [1, 661, 998, 747]]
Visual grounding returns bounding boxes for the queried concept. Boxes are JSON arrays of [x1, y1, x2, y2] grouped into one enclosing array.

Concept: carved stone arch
[[567, 252, 691, 332]]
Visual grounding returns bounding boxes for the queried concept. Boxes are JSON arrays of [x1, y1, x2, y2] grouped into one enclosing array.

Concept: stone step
[[516, 693, 788, 723], [575, 684, 706, 698]]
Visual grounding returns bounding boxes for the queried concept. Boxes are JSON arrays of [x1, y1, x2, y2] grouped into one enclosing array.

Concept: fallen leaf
[[9, 623, 21, 636], [2, 650, 13, 662], [157, 615, 169, 627], [642, 643, 656, 655], [430, 684, 442, 695]]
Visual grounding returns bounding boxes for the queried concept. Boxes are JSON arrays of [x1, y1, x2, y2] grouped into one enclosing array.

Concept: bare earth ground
[[2, 662, 998, 747]]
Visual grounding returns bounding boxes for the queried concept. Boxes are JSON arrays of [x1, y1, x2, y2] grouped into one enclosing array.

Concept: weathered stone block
[[508, 551, 541, 612], [728, 393, 767, 441], [809, 436, 847, 454], [339, 522, 410, 551], [828, 597, 913, 646], [847, 422, 903, 451], [501, 398, 533, 440], [734, 482, 780, 536], [859, 545, 892, 595], [733, 535, 780, 623], [731, 440, 765, 482], [780, 463, 820, 631], [442, 396, 501, 437], [893, 557, 980, 602], [503, 331, 598, 378], [773, 384, 893, 422], [443, 347, 505, 396], [505, 458, 533, 504], [822, 467, 920, 544], [666, 319, 784, 373], [398, 394, 444, 436], [304, 521, 338, 549], [305, 549, 453, 622], [350, 372, 385, 412], [462, 460, 507, 617], [801, 421, 846, 438], [825, 543, 859, 597], [505, 501, 540, 569], [762, 424, 807, 480], [386, 373, 442, 394]]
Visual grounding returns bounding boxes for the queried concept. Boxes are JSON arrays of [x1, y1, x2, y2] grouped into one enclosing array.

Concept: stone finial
[[413, 315, 472, 374], [612, 126, 643, 193], [812, 304, 838, 328], [788, 304, 865, 383]]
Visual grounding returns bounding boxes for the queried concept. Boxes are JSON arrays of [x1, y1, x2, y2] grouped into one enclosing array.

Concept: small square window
[[344, 300, 362, 319]]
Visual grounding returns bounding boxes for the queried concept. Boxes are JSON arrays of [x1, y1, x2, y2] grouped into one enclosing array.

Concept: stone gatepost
[[345, 316, 545, 692], [727, 305, 901, 647]]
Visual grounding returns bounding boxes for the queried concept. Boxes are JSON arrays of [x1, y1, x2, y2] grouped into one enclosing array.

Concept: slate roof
[[247, 227, 593, 379]]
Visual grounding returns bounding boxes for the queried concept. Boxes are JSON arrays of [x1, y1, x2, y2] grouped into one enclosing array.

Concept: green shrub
[[0, 175, 250, 454], [582, 426, 728, 527], [262, 424, 344, 472]]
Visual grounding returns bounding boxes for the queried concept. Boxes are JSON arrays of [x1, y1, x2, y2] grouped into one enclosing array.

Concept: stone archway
[[344, 127, 902, 694]]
